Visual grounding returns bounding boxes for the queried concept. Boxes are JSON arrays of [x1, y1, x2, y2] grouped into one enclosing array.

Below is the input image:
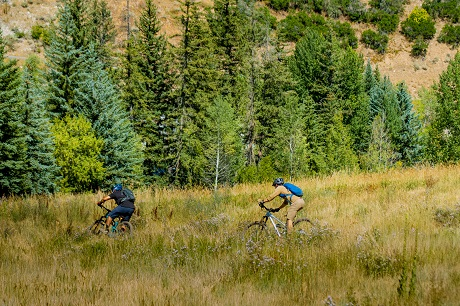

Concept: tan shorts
[[287, 198, 305, 220]]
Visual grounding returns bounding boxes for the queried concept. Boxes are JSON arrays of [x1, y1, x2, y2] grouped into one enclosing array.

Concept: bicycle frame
[[91, 204, 128, 233], [262, 211, 286, 237], [258, 203, 287, 237]]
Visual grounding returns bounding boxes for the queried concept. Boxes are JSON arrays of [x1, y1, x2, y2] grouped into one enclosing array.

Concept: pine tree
[[121, 0, 175, 184], [86, 0, 116, 68], [45, 0, 85, 117], [172, 0, 222, 185], [207, 0, 249, 96], [73, 47, 143, 186], [21, 55, 59, 194], [0, 29, 28, 195], [364, 59, 376, 94]]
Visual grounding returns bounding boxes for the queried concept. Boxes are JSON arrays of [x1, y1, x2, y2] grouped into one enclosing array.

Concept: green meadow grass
[[1, 165, 460, 305]]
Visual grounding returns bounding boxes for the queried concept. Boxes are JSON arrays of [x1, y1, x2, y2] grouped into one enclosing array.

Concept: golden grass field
[[1, 164, 460, 305]]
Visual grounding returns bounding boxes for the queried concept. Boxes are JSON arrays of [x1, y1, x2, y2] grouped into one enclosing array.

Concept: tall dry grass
[[1, 164, 460, 305]]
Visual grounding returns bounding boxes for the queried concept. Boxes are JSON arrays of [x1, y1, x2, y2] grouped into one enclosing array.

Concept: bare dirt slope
[[0, 0, 458, 98]]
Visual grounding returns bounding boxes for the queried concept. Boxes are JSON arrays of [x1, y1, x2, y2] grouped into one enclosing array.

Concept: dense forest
[[1, 0, 460, 195]]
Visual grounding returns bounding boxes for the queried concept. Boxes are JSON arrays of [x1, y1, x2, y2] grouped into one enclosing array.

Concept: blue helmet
[[272, 178, 284, 186], [112, 184, 122, 192]]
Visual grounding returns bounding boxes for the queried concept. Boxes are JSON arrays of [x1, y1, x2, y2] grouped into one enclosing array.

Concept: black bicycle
[[87, 204, 133, 238], [242, 203, 311, 244]]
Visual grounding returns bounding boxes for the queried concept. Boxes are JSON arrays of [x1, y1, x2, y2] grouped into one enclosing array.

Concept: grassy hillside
[[1, 164, 460, 304]]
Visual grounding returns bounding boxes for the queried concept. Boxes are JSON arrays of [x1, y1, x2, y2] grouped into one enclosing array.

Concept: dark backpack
[[284, 183, 303, 197], [121, 188, 136, 203]]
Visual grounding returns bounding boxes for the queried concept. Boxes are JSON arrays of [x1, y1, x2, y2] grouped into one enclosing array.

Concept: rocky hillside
[[0, 0, 458, 98]]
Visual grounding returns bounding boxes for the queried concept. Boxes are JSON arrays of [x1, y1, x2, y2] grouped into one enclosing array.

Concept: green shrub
[[401, 7, 436, 41], [269, 0, 290, 11], [345, 0, 368, 22], [30, 24, 51, 45], [331, 20, 358, 49], [437, 24, 460, 47], [51, 115, 105, 193], [423, 0, 460, 23], [278, 12, 327, 42], [411, 36, 428, 57], [31, 25, 44, 40], [361, 29, 388, 54], [373, 11, 399, 34], [369, 0, 405, 15]]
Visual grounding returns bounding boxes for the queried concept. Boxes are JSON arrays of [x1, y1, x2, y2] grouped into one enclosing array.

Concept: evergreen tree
[[73, 47, 143, 186], [21, 55, 59, 194], [369, 76, 404, 162], [395, 82, 423, 165], [0, 30, 28, 195], [427, 52, 460, 163], [122, 0, 175, 184], [86, 0, 116, 68], [45, 0, 85, 117], [207, 0, 249, 97], [172, 0, 222, 185], [364, 59, 376, 94]]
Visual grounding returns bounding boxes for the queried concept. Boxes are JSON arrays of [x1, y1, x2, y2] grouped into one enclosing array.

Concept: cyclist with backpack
[[257, 178, 305, 234], [96, 184, 135, 232]]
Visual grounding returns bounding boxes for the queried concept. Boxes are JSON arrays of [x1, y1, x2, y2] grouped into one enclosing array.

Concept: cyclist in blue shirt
[[258, 178, 305, 233]]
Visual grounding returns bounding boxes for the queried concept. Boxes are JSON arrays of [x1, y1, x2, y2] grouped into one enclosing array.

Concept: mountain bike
[[87, 204, 133, 238], [242, 203, 311, 244]]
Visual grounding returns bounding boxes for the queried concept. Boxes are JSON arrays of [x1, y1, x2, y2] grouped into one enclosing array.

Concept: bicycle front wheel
[[87, 220, 106, 235], [242, 221, 268, 246], [293, 218, 312, 235], [109, 221, 133, 238]]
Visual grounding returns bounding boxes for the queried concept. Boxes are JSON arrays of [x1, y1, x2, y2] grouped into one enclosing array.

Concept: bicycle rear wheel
[[293, 218, 312, 235], [109, 221, 133, 238], [242, 221, 268, 246]]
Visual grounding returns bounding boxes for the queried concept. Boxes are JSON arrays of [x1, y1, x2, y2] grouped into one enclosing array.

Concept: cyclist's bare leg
[[105, 216, 113, 230], [286, 219, 294, 233]]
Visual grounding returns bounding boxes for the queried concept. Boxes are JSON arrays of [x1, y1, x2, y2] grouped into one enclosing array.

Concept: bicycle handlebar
[[258, 202, 278, 212], [98, 204, 111, 213]]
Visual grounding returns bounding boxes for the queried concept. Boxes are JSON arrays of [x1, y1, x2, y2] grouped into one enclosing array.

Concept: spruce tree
[[395, 82, 423, 165], [45, 0, 85, 117], [86, 0, 116, 68], [172, 0, 222, 185], [122, 0, 176, 184], [73, 47, 143, 186], [0, 30, 28, 195], [21, 56, 59, 194]]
